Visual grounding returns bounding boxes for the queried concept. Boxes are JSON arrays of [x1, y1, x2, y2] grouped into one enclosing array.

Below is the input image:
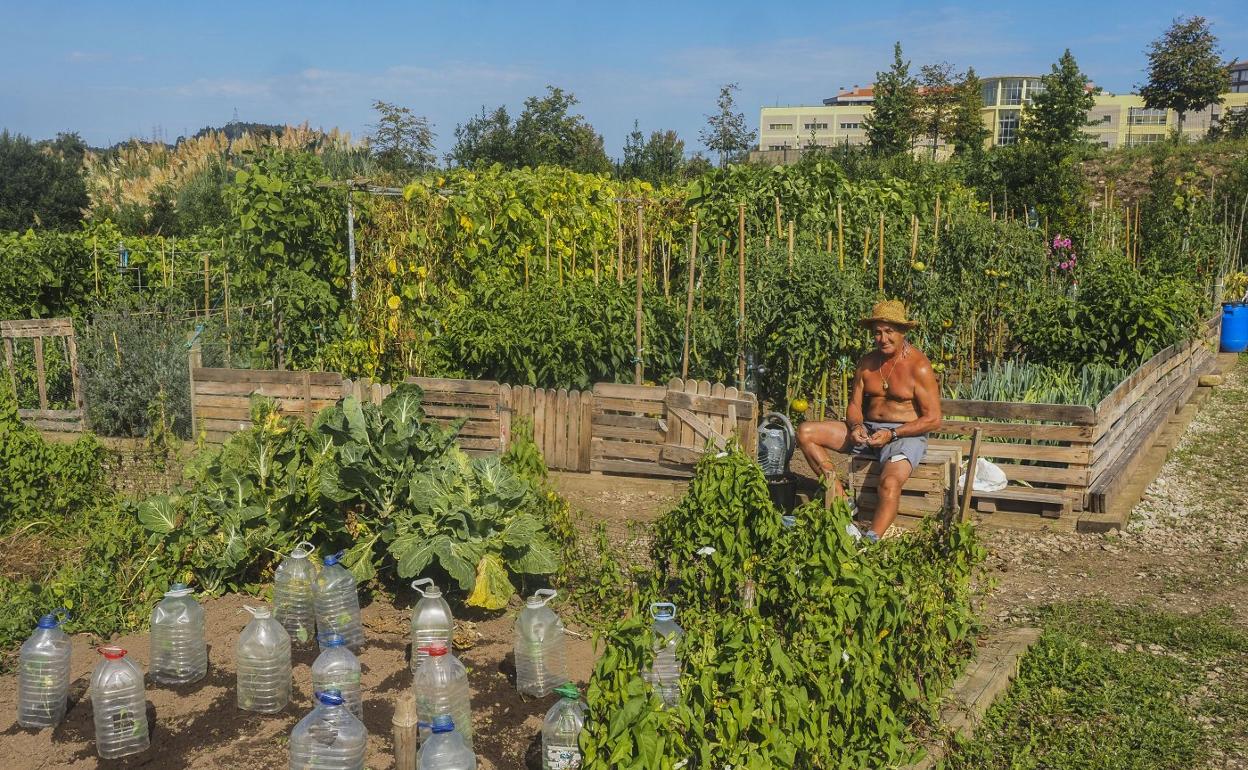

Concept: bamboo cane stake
[[738, 203, 747, 390], [878, 211, 885, 293], [634, 205, 645, 384], [615, 202, 624, 284], [787, 220, 795, 269], [1124, 205, 1130, 261], [826, 230, 833, 255], [837, 202, 845, 270], [774, 196, 782, 239], [910, 214, 919, 263], [593, 246, 599, 285], [203, 251, 210, 316], [681, 220, 699, 379], [933, 195, 941, 244], [224, 270, 232, 368], [545, 215, 552, 274], [862, 224, 870, 268], [93, 237, 100, 296]]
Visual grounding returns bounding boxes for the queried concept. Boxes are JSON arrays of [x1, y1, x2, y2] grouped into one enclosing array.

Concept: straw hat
[[859, 299, 919, 330]]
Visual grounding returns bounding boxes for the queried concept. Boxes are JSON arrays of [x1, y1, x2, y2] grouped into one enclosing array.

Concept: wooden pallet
[[849, 445, 959, 525]]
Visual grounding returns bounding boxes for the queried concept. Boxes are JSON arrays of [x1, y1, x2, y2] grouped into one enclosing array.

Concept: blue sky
[[2, 0, 1245, 159]]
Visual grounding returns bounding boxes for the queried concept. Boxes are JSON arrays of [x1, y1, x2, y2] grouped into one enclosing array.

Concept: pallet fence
[[2, 318, 86, 433]]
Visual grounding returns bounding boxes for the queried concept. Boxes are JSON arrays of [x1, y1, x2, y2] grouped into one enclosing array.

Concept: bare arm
[[845, 361, 869, 443], [896, 359, 942, 437]]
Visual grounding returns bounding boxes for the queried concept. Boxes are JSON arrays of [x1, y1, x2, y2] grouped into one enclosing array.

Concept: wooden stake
[[681, 221, 699, 379], [787, 220, 795, 269], [393, 692, 419, 770], [877, 211, 885, 293], [774, 196, 782, 239], [958, 428, 984, 524], [933, 195, 941, 243], [593, 246, 599, 285], [33, 336, 47, 409], [837, 203, 845, 270], [862, 224, 870, 268], [203, 251, 210, 315], [615, 202, 624, 283], [634, 205, 645, 384], [910, 214, 919, 263], [1124, 206, 1130, 260], [224, 271, 232, 368], [826, 229, 833, 255], [738, 203, 747, 390], [545, 215, 552, 274]]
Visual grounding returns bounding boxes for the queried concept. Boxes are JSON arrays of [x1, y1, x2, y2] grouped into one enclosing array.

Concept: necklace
[[880, 343, 907, 392]]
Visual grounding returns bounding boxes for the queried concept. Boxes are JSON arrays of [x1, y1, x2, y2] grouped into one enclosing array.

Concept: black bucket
[[767, 474, 798, 512]]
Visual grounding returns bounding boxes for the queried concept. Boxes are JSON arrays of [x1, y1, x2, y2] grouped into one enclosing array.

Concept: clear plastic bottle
[[541, 682, 586, 770], [274, 541, 319, 648], [150, 583, 207, 685], [413, 643, 473, 749], [288, 689, 367, 770], [648, 602, 683, 708], [237, 604, 292, 713], [514, 589, 566, 697], [417, 715, 476, 770], [16, 611, 71, 729], [90, 646, 149, 759], [410, 577, 453, 674], [315, 551, 364, 651], [311, 633, 363, 720]]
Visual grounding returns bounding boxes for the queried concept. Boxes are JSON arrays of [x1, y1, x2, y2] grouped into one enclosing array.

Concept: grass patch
[[940, 602, 1248, 770]]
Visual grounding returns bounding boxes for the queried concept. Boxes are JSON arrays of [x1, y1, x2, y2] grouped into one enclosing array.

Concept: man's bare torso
[[859, 346, 931, 423]]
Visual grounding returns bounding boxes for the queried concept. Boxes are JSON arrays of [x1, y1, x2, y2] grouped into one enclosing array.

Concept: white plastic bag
[[959, 458, 1008, 493]]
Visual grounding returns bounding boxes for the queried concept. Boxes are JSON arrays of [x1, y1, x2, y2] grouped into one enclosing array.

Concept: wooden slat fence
[[191, 367, 344, 444], [507, 385, 592, 471], [2, 318, 86, 433]]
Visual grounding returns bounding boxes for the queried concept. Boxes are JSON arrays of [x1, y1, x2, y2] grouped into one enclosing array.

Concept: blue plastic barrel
[[1222, 303, 1248, 353]]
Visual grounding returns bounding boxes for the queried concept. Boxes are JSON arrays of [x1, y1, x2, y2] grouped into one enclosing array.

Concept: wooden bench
[[849, 445, 960, 525]]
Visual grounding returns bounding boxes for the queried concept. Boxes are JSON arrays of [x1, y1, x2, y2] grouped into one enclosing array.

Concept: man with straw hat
[[796, 299, 942, 542]]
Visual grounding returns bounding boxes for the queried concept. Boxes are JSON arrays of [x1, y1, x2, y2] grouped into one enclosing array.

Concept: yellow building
[[755, 76, 1248, 161]]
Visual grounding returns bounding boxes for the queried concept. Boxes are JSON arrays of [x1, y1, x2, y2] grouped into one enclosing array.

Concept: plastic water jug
[[411, 577, 453, 674], [16, 611, 71, 729], [648, 602, 683, 708], [417, 715, 476, 770], [413, 643, 473, 749], [289, 689, 367, 770], [150, 583, 207, 684], [90, 646, 149, 759], [514, 589, 566, 697], [315, 551, 364, 650], [541, 682, 586, 770], [312, 633, 363, 719], [274, 541, 319, 648], [236, 604, 292, 713]]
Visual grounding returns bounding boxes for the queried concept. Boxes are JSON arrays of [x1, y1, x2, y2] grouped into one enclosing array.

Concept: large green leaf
[[343, 535, 380, 583], [390, 531, 439, 578], [511, 534, 559, 575], [381, 383, 425, 427], [433, 536, 476, 589], [138, 496, 178, 534], [501, 513, 544, 548], [342, 396, 369, 444]]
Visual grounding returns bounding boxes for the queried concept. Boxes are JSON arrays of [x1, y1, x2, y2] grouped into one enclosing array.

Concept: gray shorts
[[850, 421, 927, 470]]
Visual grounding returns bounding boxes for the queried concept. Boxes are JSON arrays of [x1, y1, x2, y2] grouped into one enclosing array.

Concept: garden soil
[[0, 592, 597, 769]]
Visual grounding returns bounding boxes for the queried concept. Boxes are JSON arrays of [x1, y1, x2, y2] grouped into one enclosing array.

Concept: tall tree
[[949, 67, 991, 157], [621, 120, 646, 179], [700, 83, 756, 168], [513, 86, 612, 173], [640, 130, 685, 185], [0, 131, 88, 231], [918, 61, 959, 159], [448, 106, 520, 168], [1019, 49, 1098, 147], [864, 43, 921, 155], [1139, 16, 1228, 139], [369, 101, 437, 174]]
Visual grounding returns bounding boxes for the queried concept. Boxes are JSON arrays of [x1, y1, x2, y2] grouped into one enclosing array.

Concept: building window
[[1127, 108, 1167, 126], [1001, 79, 1024, 106], [768, 123, 794, 131], [1024, 79, 1045, 104], [982, 81, 998, 107], [767, 144, 788, 151], [839, 122, 861, 130], [803, 122, 829, 130], [996, 110, 1020, 145], [1126, 133, 1165, 147]]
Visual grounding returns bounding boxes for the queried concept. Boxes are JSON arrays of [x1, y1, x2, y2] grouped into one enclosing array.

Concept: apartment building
[[756, 71, 1248, 161], [1231, 61, 1248, 93]]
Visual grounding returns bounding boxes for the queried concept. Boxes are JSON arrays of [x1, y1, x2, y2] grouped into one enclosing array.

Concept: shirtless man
[[796, 300, 942, 541]]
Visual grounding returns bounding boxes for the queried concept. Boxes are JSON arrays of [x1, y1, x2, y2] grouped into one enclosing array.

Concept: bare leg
[[796, 420, 854, 497], [871, 459, 914, 536]]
